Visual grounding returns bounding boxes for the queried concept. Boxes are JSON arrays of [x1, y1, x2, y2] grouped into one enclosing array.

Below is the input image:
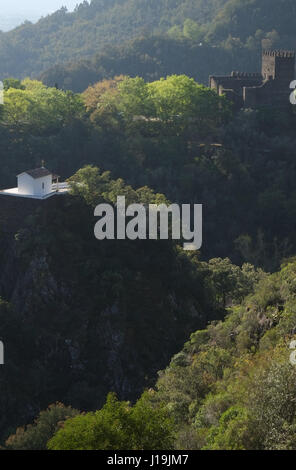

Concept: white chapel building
[[0, 166, 69, 199], [17, 167, 53, 196]]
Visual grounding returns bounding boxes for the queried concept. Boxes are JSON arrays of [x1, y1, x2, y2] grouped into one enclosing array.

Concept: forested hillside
[[0, 0, 227, 78], [150, 257, 296, 450], [4, 258, 296, 450], [1, 77, 296, 270], [207, 0, 296, 46], [1, 0, 296, 453], [40, 0, 296, 92], [0, 172, 220, 441], [1, 0, 295, 83], [41, 36, 260, 93], [1, 62, 296, 449]]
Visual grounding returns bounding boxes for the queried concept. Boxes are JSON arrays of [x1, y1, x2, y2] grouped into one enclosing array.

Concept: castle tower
[[210, 49, 295, 109], [262, 50, 295, 82]]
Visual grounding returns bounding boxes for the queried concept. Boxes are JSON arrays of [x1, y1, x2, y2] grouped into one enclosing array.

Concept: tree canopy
[[47, 392, 175, 450], [1, 79, 84, 133]]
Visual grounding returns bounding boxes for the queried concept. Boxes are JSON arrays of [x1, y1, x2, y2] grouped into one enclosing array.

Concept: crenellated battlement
[[263, 50, 295, 58], [210, 49, 295, 109], [262, 49, 295, 81], [231, 71, 262, 78]]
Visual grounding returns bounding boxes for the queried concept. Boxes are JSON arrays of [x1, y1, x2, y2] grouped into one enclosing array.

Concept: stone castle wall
[[210, 50, 295, 109]]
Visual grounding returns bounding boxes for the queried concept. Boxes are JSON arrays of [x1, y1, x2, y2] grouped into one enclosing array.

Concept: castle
[[209, 50, 295, 109]]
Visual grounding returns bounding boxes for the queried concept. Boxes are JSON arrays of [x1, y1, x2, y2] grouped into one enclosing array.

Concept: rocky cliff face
[[0, 194, 214, 440]]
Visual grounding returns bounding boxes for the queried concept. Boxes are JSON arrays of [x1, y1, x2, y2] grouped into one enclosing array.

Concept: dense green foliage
[[0, 79, 89, 187], [1, 0, 294, 86], [41, 36, 259, 93], [1, 19, 296, 446], [0, 0, 226, 78], [1, 76, 296, 270], [5, 403, 80, 450], [2, 79, 84, 132], [148, 258, 296, 450], [0, 160, 225, 442], [6, 258, 296, 450], [206, 0, 296, 47], [47, 392, 175, 450], [81, 75, 296, 270]]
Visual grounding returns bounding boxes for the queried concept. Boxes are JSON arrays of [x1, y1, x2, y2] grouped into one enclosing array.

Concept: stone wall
[[210, 50, 295, 109]]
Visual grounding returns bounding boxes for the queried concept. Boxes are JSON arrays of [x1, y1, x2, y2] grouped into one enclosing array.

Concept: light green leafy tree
[[2, 79, 84, 133], [48, 392, 175, 450], [183, 19, 203, 42]]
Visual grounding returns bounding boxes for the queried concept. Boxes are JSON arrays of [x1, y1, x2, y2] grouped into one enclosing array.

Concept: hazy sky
[[0, 0, 84, 15], [0, 0, 87, 30]]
